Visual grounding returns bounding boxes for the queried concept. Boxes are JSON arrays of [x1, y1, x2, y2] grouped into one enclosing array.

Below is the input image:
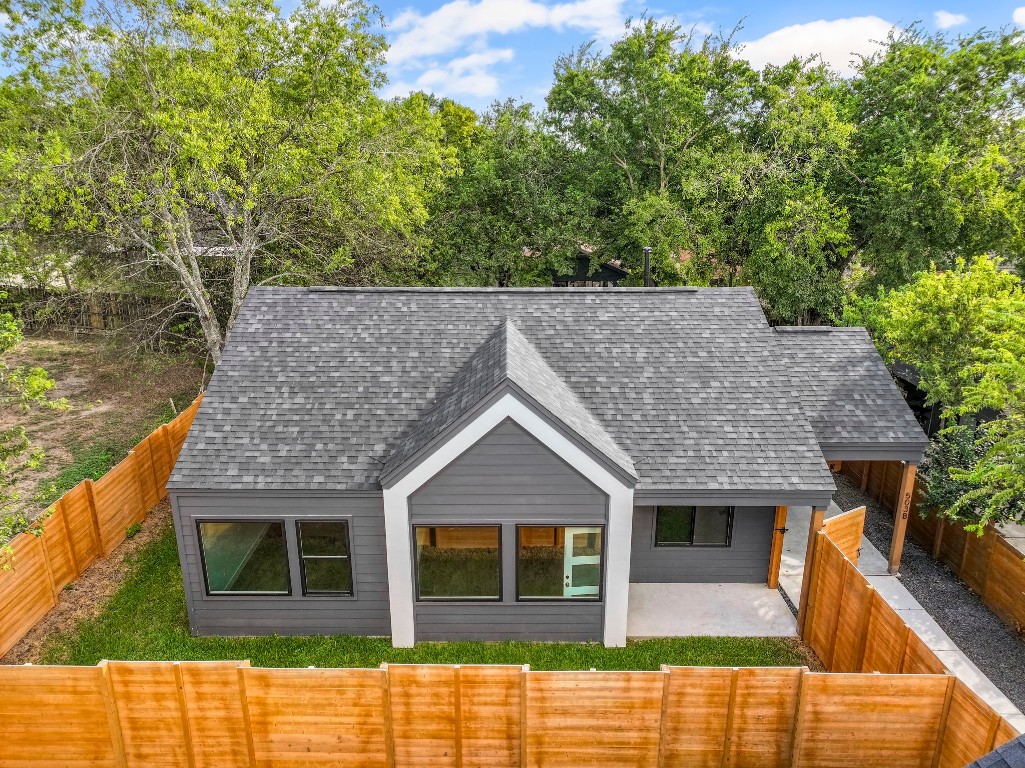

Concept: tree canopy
[[2, 4, 1025, 528], [850, 256, 1025, 529], [0, 0, 454, 361]]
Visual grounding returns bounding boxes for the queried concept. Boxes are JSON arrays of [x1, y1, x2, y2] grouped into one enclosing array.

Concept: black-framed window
[[654, 506, 733, 547], [297, 520, 354, 596], [197, 520, 290, 595], [516, 526, 603, 601], [414, 526, 501, 601]]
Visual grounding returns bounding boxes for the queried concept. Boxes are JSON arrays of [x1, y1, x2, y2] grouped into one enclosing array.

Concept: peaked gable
[[382, 319, 636, 487]]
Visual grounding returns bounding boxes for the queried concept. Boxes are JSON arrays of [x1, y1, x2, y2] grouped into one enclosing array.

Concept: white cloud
[[740, 16, 896, 77], [1014, 7, 1025, 25], [934, 10, 968, 28], [387, 0, 625, 68], [417, 49, 516, 97], [383, 48, 516, 99]]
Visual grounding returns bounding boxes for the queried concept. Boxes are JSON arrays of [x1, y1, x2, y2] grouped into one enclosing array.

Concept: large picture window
[[414, 526, 501, 600], [654, 506, 733, 547], [297, 521, 353, 596], [198, 521, 290, 595], [517, 526, 603, 600]]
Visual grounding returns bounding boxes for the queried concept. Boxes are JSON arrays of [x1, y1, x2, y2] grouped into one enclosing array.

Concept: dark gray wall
[[629, 506, 775, 583], [409, 418, 607, 641], [171, 492, 390, 636]]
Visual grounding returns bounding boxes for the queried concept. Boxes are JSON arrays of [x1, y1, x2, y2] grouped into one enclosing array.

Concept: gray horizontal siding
[[409, 418, 606, 642], [171, 492, 390, 637], [414, 603, 602, 641], [629, 506, 775, 583]]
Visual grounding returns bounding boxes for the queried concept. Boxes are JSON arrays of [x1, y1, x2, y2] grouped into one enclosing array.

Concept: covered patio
[[626, 583, 797, 638]]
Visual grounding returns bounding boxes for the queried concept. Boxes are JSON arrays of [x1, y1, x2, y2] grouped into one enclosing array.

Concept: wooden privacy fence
[[0, 661, 1019, 768], [0, 395, 202, 657], [803, 519, 1019, 766], [841, 460, 1025, 636]]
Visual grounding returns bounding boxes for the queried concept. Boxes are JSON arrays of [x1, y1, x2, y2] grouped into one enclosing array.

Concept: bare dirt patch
[[1, 499, 173, 665], [0, 334, 206, 519]]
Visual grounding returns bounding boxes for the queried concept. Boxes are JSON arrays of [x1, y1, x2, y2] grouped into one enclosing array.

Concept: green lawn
[[40, 517, 809, 670]]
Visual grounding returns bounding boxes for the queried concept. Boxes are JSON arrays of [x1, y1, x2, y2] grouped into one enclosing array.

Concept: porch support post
[[603, 485, 636, 648], [766, 506, 787, 590], [796, 505, 826, 634], [382, 487, 416, 647], [887, 462, 918, 575], [766, 506, 788, 590]]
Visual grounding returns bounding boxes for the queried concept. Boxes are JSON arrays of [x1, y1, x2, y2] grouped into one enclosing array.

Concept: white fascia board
[[382, 392, 635, 648]]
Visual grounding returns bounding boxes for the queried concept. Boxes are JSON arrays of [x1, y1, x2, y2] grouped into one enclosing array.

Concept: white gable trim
[[382, 392, 635, 647]]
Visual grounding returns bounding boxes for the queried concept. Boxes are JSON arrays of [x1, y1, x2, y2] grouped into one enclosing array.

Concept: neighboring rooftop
[[773, 326, 929, 461], [168, 287, 877, 498]]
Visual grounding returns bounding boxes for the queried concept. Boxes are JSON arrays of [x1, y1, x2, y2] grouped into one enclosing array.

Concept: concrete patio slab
[[626, 583, 797, 638]]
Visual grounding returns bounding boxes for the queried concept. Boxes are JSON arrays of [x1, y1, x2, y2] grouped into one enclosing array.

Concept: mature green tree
[[842, 27, 1025, 288], [845, 256, 1023, 409], [547, 21, 749, 285], [0, 0, 453, 362], [947, 288, 1025, 528], [851, 256, 1025, 528], [0, 300, 66, 544], [427, 100, 591, 286], [546, 21, 855, 321]]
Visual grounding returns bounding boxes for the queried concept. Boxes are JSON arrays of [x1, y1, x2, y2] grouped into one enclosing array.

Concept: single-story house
[[167, 287, 928, 647]]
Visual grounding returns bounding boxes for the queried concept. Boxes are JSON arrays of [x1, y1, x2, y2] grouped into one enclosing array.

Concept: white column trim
[[381, 392, 635, 648]]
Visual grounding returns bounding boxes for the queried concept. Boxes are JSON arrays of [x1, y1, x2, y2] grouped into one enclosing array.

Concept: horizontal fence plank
[[1, 663, 1016, 767], [0, 395, 203, 658], [840, 463, 1025, 642]]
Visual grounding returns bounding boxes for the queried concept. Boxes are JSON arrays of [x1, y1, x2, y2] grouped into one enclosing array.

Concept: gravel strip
[[834, 474, 1025, 713]]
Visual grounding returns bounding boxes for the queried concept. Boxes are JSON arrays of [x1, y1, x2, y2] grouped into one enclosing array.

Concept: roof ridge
[[380, 318, 636, 484]]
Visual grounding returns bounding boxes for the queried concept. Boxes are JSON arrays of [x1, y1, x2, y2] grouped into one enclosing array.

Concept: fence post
[[237, 667, 257, 768], [798, 526, 825, 638], [897, 625, 913, 674], [83, 479, 104, 556], [854, 586, 875, 672], [36, 527, 58, 608], [930, 676, 956, 768], [860, 461, 871, 492], [453, 665, 463, 768], [657, 666, 671, 768], [520, 665, 529, 768], [931, 516, 945, 560], [98, 661, 128, 768], [172, 662, 198, 768], [788, 668, 809, 768], [797, 507, 826, 635], [719, 668, 740, 768], [119, 449, 143, 527], [380, 664, 396, 768], [159, 424, 174, 497], [56, 498, 81, 578]]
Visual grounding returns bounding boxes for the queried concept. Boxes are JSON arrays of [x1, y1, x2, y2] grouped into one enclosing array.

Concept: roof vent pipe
[[643, 246, 652, 287]]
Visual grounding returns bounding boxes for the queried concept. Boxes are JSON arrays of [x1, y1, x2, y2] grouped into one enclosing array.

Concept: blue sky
[[357, 0, 1025, 109]]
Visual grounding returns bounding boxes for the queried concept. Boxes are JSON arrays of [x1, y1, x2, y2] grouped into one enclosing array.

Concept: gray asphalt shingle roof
[[168, 286, 842, 495], [382, 318, 636, 482], [773, 326, 929, 459]]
